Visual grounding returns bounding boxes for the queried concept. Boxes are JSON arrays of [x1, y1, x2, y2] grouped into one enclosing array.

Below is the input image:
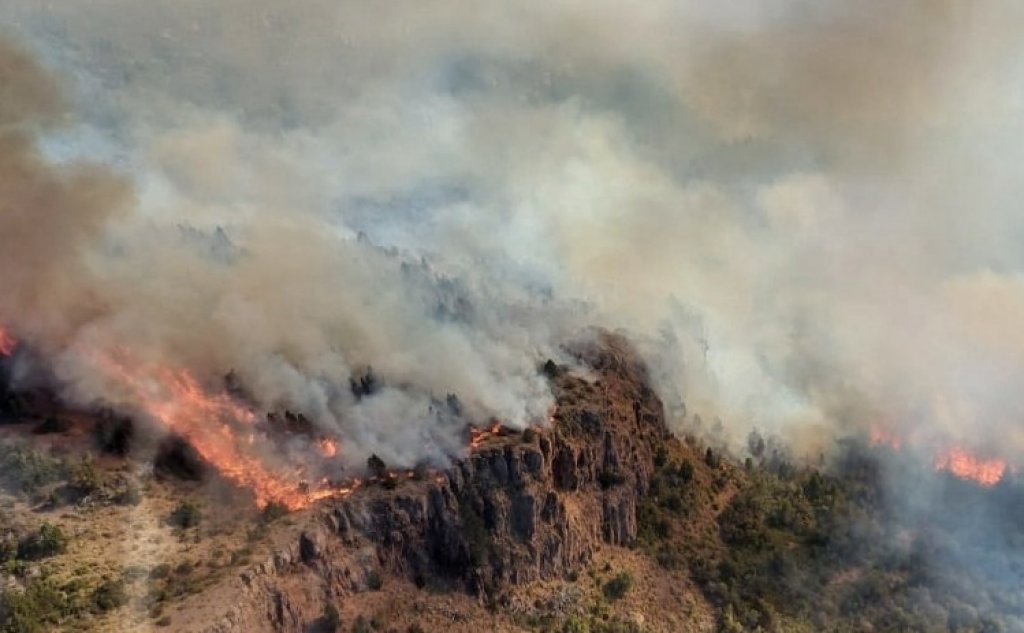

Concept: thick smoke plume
[[2, 1, 1024, 474]]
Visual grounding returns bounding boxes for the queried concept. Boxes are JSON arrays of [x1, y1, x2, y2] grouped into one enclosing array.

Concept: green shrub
[[68, 458, 104, 498], [116, 480, 143, 506], [17, 523, 67, 561], [678, 459, 694, 483], [603, 572, 634, 601], [321, 603, 341, 632], [168, 501, 202, 528], [351, 615, 371, 633], [91, 579, 128, 613], [0, 445, 67, 497], [365, 570, 383, 591]]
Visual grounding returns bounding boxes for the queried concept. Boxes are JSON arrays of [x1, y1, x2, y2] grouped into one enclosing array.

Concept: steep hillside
[[2, 333, 1024, 633]]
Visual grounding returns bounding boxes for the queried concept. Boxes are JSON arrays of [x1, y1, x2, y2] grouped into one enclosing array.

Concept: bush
[[148, 564, 171, 580], [351, 615, 371, 633], [91, 579, 128, 613], [32, 417, 70, 435], [365, 570, 383, 591], [68, 458, 104, 498], [678, 460, 694, 483], [260, 501, 289, 524], [0, 577, 87, 632], [168, 501, 202, 528], [603, 572, 634, 601], [17, 523, 67, 561], [367, 454, 387, 478], [116, 480, 142, 506], [0, 445, 67, 497], [321, 603, 341, 632], [705, 448, 720, 469]]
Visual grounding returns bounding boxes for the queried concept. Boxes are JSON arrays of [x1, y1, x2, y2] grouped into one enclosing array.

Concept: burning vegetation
[[869, 424, 1011, 487], [934, 447, 1008, 488], [0, 325, 526, 511]]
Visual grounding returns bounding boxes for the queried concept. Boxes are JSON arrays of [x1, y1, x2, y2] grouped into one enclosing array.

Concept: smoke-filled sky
[[2, 1, 1024, 467]]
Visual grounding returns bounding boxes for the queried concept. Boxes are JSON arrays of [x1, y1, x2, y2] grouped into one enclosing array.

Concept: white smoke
[[2, 1, 1024, 466]]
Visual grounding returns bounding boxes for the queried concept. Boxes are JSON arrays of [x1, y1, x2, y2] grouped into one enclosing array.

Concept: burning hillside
[[3, 2, 1024, 631]]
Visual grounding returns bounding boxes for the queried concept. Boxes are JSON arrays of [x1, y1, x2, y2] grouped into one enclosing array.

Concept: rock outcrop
[[192, 332, 670, 633]]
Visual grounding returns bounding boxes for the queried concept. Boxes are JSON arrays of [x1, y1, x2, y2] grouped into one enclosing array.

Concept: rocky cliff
[[187, 332, 670, 633]]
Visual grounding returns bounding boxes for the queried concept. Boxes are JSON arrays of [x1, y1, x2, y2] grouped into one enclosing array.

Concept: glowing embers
[[0, 326, 16, 356], [933, 447, 1007, 487]]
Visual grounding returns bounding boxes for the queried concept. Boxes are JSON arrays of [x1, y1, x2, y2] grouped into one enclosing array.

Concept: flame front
[[93, 351, 357, 510], [469, 421, 503, 449], [934, 447, 1007, 487], [0, 325, 493, 510], [0, 326, 16, 356]]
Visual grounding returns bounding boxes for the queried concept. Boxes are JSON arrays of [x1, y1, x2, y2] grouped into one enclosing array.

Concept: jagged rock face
[[197, 333, 670, 632]]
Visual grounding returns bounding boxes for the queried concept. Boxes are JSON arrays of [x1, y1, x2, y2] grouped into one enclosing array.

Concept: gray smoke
[[2, 1, 1024, 469]]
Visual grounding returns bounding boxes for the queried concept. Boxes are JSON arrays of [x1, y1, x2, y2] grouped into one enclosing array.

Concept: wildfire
[[869, 425, 902, 450], [0, 326, 504, 511], [0, 326, 16, 356], [92, 351, 358, 510], [934, 447, 1007, 487], [469, 421, 503, 449], [319, 437, 339, 458], [870, 425, 1009, 488]]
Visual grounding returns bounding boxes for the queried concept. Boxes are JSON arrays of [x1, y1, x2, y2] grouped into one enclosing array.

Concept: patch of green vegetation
[[602, 572, 633, 601], [0, 444, 67, 498], [168, 500, 202, 528], [0, 575, 91, 632], [16, 523, 67, 561], [637, 438, 1024, 632], [67, 457, 104, 499], [91, 579, 128, 613]]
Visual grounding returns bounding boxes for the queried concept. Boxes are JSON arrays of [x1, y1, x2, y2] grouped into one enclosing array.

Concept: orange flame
[[92, 351, 359, 510], [934, 447, 1007, 487], [469, 421, 503, 449], [319, 437, 339, 458], [0, 326, 16, 356], [869, 425, 902, 450], [0, 325, 492, 510]]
